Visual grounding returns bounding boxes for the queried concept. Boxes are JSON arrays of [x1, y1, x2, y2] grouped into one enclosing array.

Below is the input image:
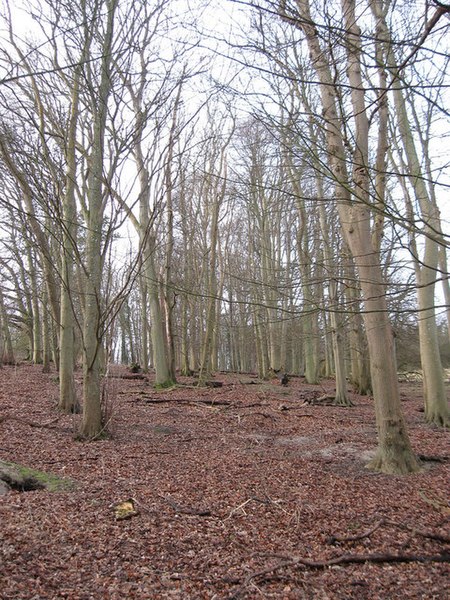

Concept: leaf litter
[[0, 364, 448, 599]]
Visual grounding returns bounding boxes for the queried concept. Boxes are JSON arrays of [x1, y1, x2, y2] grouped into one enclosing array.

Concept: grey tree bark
[[80, 0, 118, 438], [279, 0, 419, 473]]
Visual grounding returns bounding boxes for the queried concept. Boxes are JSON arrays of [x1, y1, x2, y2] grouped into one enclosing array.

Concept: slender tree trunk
[[180, 294, 192, 375], [0, 288, 15, 365], [139, 272, 149, 372], [80, 0, 118, 439], [198, 208, 220, 383], [439, 247, 450, 345], [163, 79, 183, 383], [282, 0, 419, 473], [199, 138, 230, 384], [28, 255, 42, 365], [372, 0, 448, 426], [59, 59, 83, 413], [392, 90, 448, 426], [41, 289, 51, 373], [345, 254, 372, 395], [315, 171, 349, 404], [145, 237, 173, 387]]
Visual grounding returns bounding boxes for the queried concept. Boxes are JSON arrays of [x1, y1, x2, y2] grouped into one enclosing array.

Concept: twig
[[107, 373, 148, 380], [252, 412, 275, 419], [224, 498, 254, 520]]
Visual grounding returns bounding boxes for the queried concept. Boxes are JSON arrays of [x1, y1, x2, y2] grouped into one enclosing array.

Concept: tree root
[[327, 518, 385, 544], [419, 490, 450, 515]]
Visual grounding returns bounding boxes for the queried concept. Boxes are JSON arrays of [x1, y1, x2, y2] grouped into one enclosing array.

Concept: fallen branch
[[278, 405, 316, 416], [385, 519, 450, 544], [328, 517, 450, 545], [309, 394, 336, 405], [106, 373, 148, 380], [252, 412, 275, 419], [327, 519, 385, 544], [163, 495, 212, 516], [0, 414, 61, 429], [417, 454, 449, 464], [228, 551, 450, 599], [132, 396, 233, 407]]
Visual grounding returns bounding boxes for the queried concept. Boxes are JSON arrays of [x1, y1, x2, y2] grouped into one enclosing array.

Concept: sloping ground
[[0, 364, 448, 599]]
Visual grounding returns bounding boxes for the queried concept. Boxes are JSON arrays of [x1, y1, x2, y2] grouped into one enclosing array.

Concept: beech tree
[[0, 0, 447, 455], [272, 0, 419, 473], [380, 8, 449, 426]]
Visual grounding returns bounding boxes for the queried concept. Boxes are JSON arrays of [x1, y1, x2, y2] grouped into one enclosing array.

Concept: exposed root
[[365, 449, 421, 475]]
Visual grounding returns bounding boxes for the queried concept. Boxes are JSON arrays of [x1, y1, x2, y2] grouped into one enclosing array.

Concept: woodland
[[0, 0, 449, 596], [0, 365, 449, 599]]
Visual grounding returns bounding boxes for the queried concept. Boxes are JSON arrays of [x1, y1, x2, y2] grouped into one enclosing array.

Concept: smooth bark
[[281, 0, 419, 473]]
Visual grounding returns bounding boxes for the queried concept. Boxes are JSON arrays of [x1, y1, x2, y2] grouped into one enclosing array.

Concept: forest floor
[[0, 364, 449, 600]]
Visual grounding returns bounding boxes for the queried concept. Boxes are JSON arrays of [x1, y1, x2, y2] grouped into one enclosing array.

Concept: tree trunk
[[392, 87, 448, 426], [59, 59, 83, 413], [282, 0, 419, 473], [145, 238, 173, 388], [80, 0, 118, 439], [41, 288, 51, 373], [139, 272, 149, 372], [0, 288, 15, 365]]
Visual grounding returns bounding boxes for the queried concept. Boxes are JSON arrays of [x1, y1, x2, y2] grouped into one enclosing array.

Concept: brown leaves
[[0, 365, 449, 599]]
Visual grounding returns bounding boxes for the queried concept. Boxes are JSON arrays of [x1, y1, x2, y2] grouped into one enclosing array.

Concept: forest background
[[0, 0, 449, 474]]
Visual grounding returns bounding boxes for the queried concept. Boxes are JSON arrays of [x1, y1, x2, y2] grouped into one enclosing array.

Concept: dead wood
[[314, 394, 336, 404], [278, 405, 316, 415], [106, 373, 148, 380], [252, 412, 275, 419], [327, 519, 385, 544], [163, 495, 212, 516], [0, 414, 60, 429], [132, 396, 233, 407], [204, 380, 223, 388], [328, 517, 450, 545], [236, 402, 264, 409], [0, 459, 73, 492], [385, 519, 450, 544], [228, 551, 450, 599]]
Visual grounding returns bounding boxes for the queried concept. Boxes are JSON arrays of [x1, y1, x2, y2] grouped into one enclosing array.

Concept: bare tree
[[275, 0, 419, 473]]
